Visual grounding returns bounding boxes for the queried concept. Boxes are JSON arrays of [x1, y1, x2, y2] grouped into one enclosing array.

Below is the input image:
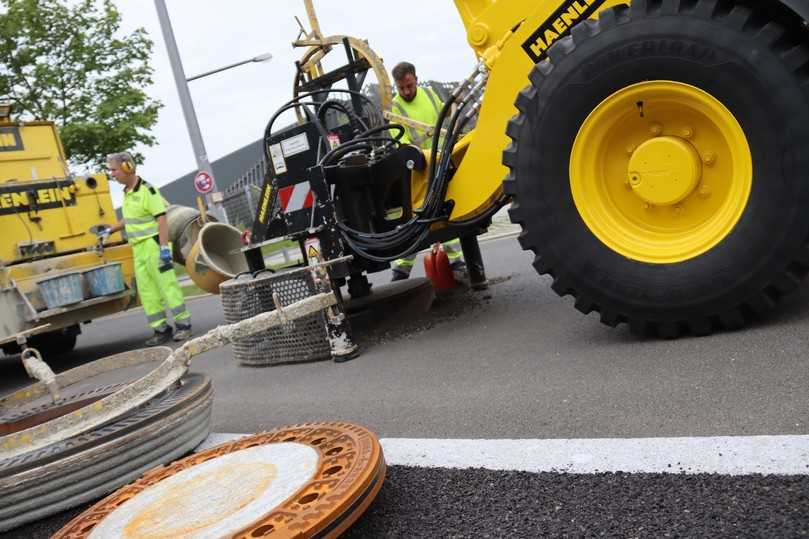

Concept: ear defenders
[[121, 159, 134, 174]]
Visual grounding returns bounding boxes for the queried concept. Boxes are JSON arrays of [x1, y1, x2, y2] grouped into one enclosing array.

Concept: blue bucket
[[83, 263, 125, 297], [38, 272, 84, 309]]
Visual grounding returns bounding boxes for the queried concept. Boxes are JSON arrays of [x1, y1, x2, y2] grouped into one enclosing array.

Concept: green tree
[[0, 0, 161, 167]]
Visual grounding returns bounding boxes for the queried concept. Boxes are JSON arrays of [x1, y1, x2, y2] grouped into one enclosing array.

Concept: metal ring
[[19, 348, 42, 363]]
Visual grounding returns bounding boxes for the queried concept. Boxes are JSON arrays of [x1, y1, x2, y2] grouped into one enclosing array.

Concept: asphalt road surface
[[2, 236, 808, 537]]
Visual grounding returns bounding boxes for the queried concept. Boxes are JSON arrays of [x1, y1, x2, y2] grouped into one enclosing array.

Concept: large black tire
[[503, 0, 809, 337]]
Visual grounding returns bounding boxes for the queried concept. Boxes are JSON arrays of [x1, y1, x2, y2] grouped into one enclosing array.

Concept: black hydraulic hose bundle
[[335, 94, 472, 262], [262, 89, 385, 162], [316, 99, 369, 135], [261, 82, 481, 262]]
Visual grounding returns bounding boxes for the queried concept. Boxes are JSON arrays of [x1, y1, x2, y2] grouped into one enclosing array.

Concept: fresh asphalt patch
[[10, 466, 808, 538], [348, 274, 514, 352], [344, 466, 809, 538]]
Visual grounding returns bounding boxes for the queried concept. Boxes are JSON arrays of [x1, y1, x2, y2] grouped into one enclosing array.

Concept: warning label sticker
[[281, 132, 310, 157], [269, 143, 287, 175], [304, 238, 320, 262]]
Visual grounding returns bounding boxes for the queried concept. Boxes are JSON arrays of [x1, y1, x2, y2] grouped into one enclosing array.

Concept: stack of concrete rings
[[0, 347, 213, 532]]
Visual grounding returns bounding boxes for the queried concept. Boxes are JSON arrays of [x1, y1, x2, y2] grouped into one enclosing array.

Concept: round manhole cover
[[54, 422, 385, 538]]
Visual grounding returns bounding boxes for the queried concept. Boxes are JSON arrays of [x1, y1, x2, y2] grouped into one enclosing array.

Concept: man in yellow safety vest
[[389, 61, 467, 283], [98, 152, 192, 346]]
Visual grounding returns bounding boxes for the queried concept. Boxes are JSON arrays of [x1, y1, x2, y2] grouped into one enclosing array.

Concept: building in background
[[159, 139, 266, 230]]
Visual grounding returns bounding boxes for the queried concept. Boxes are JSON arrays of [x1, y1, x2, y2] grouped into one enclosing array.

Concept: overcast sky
[[110, 0, 476, 206]]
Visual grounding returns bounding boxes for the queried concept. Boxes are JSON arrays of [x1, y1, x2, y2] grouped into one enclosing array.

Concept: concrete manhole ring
[[55, 421, 386, 539], [0, 381, 126, 435], [0, 347, 177, 474], [0, 346, 214, 533], [0, 374, 212, 533]]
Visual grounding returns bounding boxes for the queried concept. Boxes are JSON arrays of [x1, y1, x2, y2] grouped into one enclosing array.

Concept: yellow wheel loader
[[237, 0, 809, 338]]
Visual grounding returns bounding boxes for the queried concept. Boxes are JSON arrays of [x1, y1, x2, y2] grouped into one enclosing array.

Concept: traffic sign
[[193, 170, 214, 194]]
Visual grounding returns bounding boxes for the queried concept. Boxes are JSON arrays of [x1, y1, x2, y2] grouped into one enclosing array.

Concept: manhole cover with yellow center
[[54, 422, 385, 539]]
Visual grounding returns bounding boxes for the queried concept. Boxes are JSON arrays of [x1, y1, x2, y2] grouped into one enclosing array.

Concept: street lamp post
[[187, 52, 273, 82], [153, 0, 272, 225]]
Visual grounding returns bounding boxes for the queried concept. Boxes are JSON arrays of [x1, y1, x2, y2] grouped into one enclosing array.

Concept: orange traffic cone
[[423, 243, 458, 290]]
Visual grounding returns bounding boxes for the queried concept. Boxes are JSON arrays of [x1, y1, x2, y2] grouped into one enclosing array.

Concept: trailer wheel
[[1, 327, 79, 357], [0, 343, 20, 357], [503, 0, 809, 337], [30, 328, 78, 357]]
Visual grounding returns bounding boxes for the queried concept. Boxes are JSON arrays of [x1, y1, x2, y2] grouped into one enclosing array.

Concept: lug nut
[[626, 144, 636, 155], [702, 152, 716, 166], [681, 126, 694, 139], [698, 185, 711, 198], [650, 123, 663, 136]]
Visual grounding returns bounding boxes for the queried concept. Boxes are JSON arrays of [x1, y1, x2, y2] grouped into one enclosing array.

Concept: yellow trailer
[[0, 108, 202, 355]]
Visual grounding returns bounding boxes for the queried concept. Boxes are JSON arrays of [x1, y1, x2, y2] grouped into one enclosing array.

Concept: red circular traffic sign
[[194, 170, 214, 194]]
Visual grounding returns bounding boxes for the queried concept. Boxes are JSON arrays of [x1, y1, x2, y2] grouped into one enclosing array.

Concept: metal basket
[[219, 269, 331, 366]]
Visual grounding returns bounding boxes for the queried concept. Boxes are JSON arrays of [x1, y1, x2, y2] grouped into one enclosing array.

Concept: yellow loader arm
[[444, 0, 625, 221]]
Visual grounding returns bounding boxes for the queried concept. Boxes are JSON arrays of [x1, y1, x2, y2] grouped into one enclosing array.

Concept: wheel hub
[[570, 80, 752, 264], [628, 136, 702, 207]]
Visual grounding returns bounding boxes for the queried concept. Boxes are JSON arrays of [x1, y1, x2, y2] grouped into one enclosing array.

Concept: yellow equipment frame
[[444, 0, 626, 221]]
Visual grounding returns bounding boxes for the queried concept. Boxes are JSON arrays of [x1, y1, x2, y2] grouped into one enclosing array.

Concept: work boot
[[145, 328, 172, 347], [390, 269, 410, 282], [451, 261, 469, 285], [173, 324, 192, 342]]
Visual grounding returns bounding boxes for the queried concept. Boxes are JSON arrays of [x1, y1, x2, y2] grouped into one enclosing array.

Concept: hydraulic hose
[[336, 96, 473, 259], [260, 72, 488, 262]]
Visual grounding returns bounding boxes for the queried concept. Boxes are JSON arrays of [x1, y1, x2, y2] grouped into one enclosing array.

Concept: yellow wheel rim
[[570, 81, 752, 264]]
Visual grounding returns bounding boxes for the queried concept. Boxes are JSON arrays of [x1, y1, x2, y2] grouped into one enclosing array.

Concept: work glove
[[159, 245, 172, 265]]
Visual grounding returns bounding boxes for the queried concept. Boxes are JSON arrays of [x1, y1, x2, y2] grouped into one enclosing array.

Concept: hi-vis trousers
[[132, 238, 190, 331]]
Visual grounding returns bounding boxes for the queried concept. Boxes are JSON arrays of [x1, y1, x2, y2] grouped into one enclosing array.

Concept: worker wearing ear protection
[[102, 152, 192, 346]]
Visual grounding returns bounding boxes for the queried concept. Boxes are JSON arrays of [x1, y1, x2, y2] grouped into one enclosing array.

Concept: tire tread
[[502, 0, 809, 336]]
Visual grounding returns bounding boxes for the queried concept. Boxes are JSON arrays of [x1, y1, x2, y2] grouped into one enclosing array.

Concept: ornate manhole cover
[[54, 422, 385, 538]]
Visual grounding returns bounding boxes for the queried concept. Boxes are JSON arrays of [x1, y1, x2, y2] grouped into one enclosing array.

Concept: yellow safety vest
[[122, 178, 166, 244], [392, 86, 442, 149]]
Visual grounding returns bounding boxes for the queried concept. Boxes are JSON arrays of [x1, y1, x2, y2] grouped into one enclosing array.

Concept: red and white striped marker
[[278, 182, 314, 212]]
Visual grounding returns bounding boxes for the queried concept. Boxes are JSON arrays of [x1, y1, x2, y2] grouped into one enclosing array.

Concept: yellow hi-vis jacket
[[392, 86, 442, 149], [122, 178, 166, 244]]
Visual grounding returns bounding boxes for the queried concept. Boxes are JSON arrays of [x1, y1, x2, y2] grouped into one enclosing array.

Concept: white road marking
[[197, 433, 809, 475]]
